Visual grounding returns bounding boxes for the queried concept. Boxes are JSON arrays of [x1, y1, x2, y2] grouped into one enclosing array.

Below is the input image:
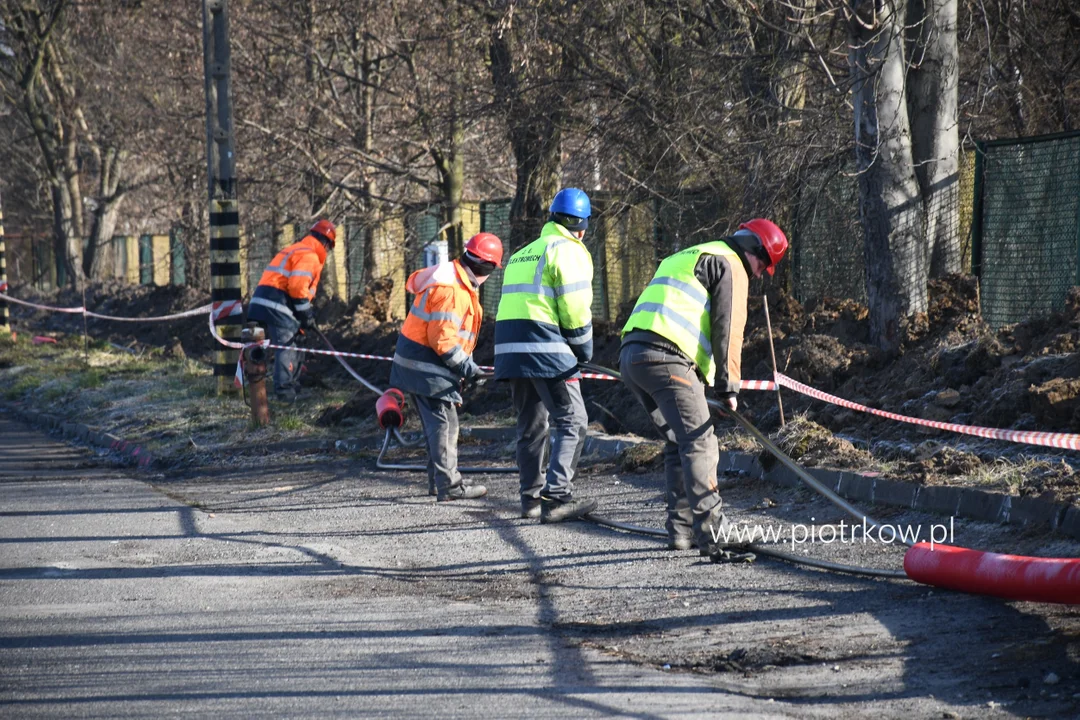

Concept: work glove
[[713, 392, 737, 414], [461, 370, 493, 394], [297, 311, 317, 331]]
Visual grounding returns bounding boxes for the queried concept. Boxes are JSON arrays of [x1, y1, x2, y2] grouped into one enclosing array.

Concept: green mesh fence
[[975, 131, 1080, 329], [138, 235, 153, 285], [792, 164, 866, 305], [170, 228, 186, 286], [479, 200, 511, 318], [976, 131, 1080, 328], [405, 204, 442, 275], [344, 217, 367, 298]]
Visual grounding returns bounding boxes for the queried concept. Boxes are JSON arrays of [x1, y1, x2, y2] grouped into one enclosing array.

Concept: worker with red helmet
[[390, 232, 504, 501], [620, 218, 789, 561], [246, 219, 336, 403]]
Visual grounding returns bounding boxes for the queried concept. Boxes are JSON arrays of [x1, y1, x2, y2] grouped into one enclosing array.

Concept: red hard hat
[[309, 219, 336, 249], [465, 232, 504, 268], [738, 218, 788, 276]]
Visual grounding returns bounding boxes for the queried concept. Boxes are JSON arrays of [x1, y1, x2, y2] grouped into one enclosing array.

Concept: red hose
[[904, 542, 1080, 604]]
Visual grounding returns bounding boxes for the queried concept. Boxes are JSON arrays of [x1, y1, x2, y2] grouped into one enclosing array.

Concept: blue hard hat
[[549, 188, 591, 219]]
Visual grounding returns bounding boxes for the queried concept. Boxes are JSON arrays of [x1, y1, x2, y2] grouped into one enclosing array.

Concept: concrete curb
[[718, 450, 1080, 542], [5, 403, 156, 469]]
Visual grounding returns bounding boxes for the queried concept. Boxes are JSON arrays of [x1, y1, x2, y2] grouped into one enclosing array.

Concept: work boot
[[539, 495, 597, 524], [709, 547, 757, 564], [521, 497, 542, 519], [698, 509, 737, 556], [432, 476, 472, 497], [437, 483, 488, 502], [273, 390, 297, 405], [668, 534, 696, 551]]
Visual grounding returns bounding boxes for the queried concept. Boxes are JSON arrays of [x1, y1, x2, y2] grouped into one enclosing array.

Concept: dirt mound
[[8, 280, 212, 357]]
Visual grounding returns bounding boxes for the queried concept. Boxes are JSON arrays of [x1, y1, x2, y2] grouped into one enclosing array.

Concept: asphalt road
[[2, 415, 1079, 718]]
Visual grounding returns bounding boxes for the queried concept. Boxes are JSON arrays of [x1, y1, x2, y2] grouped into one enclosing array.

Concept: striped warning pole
[[0, 189, 8, 335], [202, 0, 241, 393], [210, 200, 242, 387]]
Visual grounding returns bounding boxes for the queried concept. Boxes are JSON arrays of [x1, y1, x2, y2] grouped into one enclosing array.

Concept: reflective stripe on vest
[[496, 223, 593, 328], [621, 241, 737, 386], [250, 295, 295, 319]]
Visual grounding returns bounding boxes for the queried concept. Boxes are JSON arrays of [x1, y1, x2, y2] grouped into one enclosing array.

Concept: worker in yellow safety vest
[[389, 233, 504, 502], [620, 219, 789, 562], [494, 188, 598, 524], [247, 219, 336, 403]]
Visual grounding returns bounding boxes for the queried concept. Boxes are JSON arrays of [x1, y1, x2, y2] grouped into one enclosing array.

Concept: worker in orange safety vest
[[246, 219, 336, 403], [389, 232, 504, 501]]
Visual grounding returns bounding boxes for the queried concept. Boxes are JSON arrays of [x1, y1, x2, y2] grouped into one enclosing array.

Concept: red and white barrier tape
[[0, 290, 212, 322], [0, 292, 85, 314], [209, 315, 1080, 450], [207, 318, 772, 389], [775, 372, 1080, 451], [85, 303, 212, 322]]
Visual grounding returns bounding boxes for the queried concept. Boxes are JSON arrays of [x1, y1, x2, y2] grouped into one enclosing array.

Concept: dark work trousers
[[619, 344, 726, 547], [413, 393, 462, 496], [260, 309, 303, 398], [511, 377, 588, 502]]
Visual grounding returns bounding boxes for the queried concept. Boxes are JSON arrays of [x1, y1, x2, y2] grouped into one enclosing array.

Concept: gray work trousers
[[511, 377, 588, 502], [619, 344, 725, 546], [261, 310, 303, 397], [413, 394, 462, 495]]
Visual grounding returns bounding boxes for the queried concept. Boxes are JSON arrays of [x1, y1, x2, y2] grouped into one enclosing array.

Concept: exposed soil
[[9, 273, 1080, 503]]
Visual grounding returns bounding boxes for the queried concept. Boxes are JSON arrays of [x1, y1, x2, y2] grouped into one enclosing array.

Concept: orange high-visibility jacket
[[389, 259, 483, 402], [247, 235, 328, 325]]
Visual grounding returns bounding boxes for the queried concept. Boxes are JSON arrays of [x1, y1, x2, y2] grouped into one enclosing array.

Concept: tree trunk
[[908, 0, 961, 277], [84, 147, 127, 279], [850, 0, 927, 353], [489, 32, 565, 251], [50, 176, 82, 290], [181, 195, 209, 291], [435, 131, 465, 258]]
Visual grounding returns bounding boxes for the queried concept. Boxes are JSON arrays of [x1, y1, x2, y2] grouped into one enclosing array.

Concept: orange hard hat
[[738, 218, 788, 275], [465, 232, 504, 268], [310, 219, 336, 248]]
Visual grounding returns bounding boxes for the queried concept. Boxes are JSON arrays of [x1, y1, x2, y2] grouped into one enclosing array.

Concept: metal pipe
[[376, 428, 518, 474], [241, 323, 269, 426], [763, 295, 785, 425]]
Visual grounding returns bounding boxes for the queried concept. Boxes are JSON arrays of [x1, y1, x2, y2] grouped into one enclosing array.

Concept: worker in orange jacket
[[389, 232, 504, 501], [247, 219, 336, 403]]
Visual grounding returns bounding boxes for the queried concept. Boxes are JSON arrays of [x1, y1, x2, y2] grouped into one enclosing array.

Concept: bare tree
[[487, 2, 572, 251], [908, 0, 960, 277]]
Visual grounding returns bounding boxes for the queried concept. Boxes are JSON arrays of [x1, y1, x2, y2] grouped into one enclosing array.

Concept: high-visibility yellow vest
[[621, 241, 740, 386], [494, 222, 593, 379]]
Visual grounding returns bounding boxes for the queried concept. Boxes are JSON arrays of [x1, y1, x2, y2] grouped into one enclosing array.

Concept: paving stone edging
[[7, 405, 157, 470], [718, 450, 1080, 542], [8, 402, 1079, 541]]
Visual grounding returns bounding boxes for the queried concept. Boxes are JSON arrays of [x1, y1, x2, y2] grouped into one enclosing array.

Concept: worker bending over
[[390, 233, 504, 501], [620, 219, 788, 560], [247, 219, 336, 403]]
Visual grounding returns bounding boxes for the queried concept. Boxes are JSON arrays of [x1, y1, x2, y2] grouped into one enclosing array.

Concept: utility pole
[[202, 0, 243, 393]]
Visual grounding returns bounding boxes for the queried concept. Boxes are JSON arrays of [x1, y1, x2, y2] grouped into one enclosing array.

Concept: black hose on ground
[[578, 361, 911, 547], [584, 511, 908, 579], [376, 428, 519, 474]]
